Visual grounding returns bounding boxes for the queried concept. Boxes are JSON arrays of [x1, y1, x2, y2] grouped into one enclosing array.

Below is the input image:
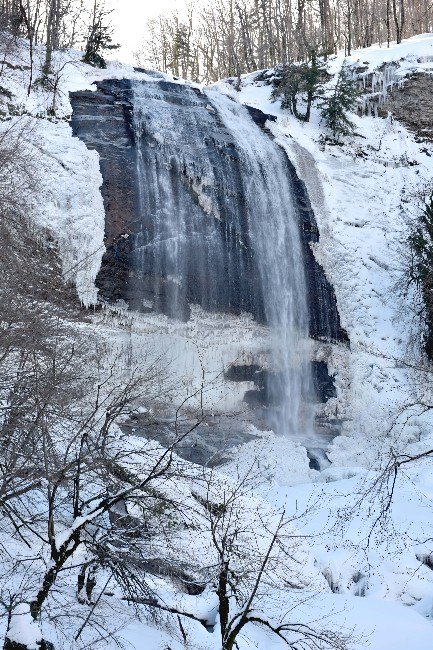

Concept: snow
[[6, 604, 42, 649], [28, 119, 105, 306], [112, 595, 433, 650], [332, 32, 433, 76]]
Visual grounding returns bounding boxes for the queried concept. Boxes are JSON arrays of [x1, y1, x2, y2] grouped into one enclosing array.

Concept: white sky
[[107, 0, 184, 64]]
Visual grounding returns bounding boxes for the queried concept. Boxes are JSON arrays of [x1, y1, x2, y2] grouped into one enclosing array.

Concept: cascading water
[[208, 91, 314, 436], [130, 81, 260, 321], [130, 80, 314, 437]]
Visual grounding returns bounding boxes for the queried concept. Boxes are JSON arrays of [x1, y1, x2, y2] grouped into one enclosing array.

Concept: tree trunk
[[30, 536, 80, 620], [392, 0, 405, 44], [346, 0, 352, 56], [387, 0, 391, 46], [43, 0, 57, 77], [30, 564, 60, 620], [19, 1, 33, 94], [217, 561, 230, 643]]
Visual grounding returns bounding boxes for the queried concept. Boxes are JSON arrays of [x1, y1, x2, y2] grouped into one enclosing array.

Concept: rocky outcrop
[[225, 359, 337, 406], [71, 80, 263, 319], [383, 72, 433, 140], [70, 79, 347, 345], [285, 156, 349, 343], [70, 80, 137, 304]]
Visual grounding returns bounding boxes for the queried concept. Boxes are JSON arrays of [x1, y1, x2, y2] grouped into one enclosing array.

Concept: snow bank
[[6, 604, 42, 649], [25, 119, 104, 306], [0, 40, 111, 304], [334, 32, 433, 75]]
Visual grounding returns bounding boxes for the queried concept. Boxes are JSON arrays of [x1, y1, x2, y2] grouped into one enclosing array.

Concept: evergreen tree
[[83, 1, 119, 69], [271, 49, 326, 122], [320, 62, 360, 141], [171, 22, 191, 78]]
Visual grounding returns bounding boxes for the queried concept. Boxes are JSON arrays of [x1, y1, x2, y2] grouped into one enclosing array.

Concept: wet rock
[[245, 105, 277, 127], [311, 361, 337, 403], [70, 81, 138, 305], [285, 156, 349, 343], [70, 81, 347, 347]]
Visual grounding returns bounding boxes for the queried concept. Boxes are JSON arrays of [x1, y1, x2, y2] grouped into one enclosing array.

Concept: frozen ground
[[2, 31, 433, 648]]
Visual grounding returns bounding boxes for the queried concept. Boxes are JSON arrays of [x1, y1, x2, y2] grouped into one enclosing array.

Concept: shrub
[[408, 192, 433, 357]]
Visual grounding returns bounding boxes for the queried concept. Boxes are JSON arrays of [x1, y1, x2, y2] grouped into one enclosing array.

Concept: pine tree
[[319, 62, 360, 141], [83, 1, 119, 69]]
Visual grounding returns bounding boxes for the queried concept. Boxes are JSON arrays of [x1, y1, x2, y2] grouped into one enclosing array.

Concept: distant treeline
[[137, 0, 433, 82]]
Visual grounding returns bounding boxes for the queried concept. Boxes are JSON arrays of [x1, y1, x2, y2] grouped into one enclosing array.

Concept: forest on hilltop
[[138, 0, 433, 82]]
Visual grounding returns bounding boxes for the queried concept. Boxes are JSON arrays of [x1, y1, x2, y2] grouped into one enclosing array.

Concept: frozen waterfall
[[130, 80, 314, 437]]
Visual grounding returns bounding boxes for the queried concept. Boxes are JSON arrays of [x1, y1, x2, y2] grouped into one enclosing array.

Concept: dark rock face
[[311, 360, 337, 403], [70, 79, 347, 344], [245, 105, 277, 127], [4, 642, 29, 650], [70, 79, 137, 304], [286, 158, 349, 343], [71, 79, 263, 320], [226, 360, 337, 406]]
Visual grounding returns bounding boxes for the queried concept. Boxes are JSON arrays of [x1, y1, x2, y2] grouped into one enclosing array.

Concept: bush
[[408, 192, 433, 357]]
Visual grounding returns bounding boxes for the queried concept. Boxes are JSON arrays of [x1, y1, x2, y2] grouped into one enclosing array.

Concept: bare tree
[[136, 0, 433, 84], [129, 459, 353, 650], [196, 465, 350, 650]]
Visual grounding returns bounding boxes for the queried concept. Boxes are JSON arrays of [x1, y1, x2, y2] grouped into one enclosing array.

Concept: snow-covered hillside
[[2, 30, 433, 650]]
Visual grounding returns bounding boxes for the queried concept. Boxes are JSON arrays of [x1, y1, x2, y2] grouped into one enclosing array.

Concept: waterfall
[[131, 81, 260, 320], [129, 80, 314, 437], [209, 91, 314, 436]]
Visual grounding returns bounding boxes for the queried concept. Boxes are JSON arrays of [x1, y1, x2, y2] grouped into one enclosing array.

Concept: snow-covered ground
[[3, 30, 433, 649]]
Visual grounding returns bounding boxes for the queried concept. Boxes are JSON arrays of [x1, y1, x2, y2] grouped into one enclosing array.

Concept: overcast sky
[[107, 0, 183, 64]]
